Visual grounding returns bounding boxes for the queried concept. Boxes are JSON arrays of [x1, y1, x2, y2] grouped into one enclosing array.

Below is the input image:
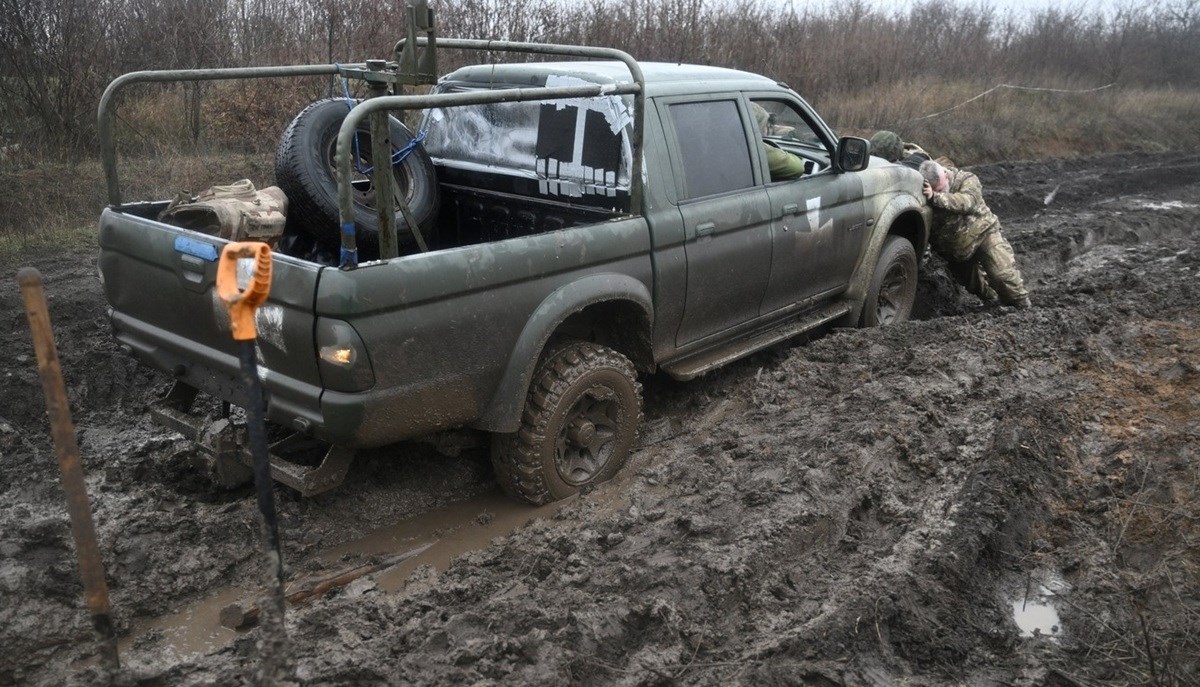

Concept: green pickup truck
[[97, 38, 930, 504]]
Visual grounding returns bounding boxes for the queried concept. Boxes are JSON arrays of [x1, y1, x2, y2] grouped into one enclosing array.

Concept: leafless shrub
[[0, 0, 1197, 171]]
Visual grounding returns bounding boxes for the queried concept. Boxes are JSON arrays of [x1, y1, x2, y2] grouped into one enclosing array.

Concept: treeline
[[2, 0, 1199, 156]]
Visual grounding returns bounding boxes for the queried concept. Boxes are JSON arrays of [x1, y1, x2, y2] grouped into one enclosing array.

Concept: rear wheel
[[491, 342, 643, 505], [860, 235, 918, 327]]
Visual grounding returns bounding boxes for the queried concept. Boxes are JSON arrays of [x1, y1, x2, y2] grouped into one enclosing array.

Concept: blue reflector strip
[[174, 236, 219, 262]]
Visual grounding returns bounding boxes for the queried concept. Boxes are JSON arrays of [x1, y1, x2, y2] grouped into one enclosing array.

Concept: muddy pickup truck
[[97, 36, 930, 504]]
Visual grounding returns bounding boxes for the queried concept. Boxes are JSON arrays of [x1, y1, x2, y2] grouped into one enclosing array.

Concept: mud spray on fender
[[216, 242, 290, 685]]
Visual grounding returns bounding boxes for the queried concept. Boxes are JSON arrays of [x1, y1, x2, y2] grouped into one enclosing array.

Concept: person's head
[[750, 102, 771, 135], [870, 130, 904, 162], [919, 160, 948, 192]]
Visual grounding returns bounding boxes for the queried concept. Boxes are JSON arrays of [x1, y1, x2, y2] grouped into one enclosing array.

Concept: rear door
[[658, 96, 774, 346]]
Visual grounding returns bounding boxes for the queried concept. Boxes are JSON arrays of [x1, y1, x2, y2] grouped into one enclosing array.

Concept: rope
[[904, 82, 1116, 123], [334, 62, 427, 175]]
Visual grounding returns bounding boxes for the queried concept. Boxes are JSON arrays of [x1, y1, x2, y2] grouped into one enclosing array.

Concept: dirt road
[[2, 151, 1198, 686]]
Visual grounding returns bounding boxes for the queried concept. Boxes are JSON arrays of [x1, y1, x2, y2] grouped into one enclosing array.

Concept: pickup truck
[[97, 37, 930, 504]]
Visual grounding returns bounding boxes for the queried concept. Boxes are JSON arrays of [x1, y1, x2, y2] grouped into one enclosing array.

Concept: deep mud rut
[[2, 151, 1198, 686]]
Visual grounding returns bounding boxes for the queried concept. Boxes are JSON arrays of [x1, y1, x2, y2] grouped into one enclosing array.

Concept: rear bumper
[[111, 310, 479, 447], [110, 310, 332, 439]]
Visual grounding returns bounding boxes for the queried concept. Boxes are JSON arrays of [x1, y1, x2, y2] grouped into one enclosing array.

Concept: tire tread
[[492, 342, 643, 505]]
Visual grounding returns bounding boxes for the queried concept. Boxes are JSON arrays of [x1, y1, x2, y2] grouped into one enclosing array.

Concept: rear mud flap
[[151, 381, 354, 496]]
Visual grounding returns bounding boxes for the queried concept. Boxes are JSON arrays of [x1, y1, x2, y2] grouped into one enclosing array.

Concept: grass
[[1, 149, 274, 261], [825, 81, 1200, 163], [2, 81, 1198, 261]]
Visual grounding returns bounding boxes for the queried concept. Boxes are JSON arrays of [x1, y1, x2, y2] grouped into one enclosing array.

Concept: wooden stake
[[17, 267, 119, 672]]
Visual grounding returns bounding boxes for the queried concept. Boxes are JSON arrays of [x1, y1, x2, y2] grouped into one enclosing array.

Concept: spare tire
[[275, 98, 438, 259]]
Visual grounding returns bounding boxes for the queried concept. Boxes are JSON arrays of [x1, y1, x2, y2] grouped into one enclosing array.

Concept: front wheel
[[860, 235, 918, 327], [491, 342, 643, 505]]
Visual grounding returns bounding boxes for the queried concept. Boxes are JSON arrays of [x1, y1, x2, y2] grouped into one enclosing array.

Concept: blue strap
[[336, 70, 371, 175], [339, 223, 358, 268], [333, 65, 427, 175]]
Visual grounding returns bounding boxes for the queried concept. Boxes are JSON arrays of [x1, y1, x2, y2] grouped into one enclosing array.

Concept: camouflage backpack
[[159, 179, 288, 245]]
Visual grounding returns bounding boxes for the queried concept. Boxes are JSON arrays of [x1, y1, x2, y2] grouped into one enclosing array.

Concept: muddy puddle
[[1008, 570, 1068, 640], [109, 489, 563, 665]]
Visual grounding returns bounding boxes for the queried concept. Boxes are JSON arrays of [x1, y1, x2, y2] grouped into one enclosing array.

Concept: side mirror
[[837, 136, 870, 172]]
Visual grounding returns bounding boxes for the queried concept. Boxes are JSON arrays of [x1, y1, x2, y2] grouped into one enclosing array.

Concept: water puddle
[[111, 489, 563, 665], [1009, 569, 1067, 640], [323, 491, 561, 592], [1131, 199, 1199, 212]]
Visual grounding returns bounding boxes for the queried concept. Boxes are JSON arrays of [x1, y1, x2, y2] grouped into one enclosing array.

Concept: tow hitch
[[150, 380, 355, 496]]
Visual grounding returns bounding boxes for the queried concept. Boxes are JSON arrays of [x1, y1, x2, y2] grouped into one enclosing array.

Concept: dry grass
[[0, 151, 273, 259], [828, 82, 1200, 162]]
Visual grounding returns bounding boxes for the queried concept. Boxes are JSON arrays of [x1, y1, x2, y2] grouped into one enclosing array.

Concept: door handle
[[696, 221, 716, 237], [781, 203, 800, 217]]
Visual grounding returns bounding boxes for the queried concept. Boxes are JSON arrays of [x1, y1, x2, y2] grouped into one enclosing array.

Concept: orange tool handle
[[216, 242, 273, 341]]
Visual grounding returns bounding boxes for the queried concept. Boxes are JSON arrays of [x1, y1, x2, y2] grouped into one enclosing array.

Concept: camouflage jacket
[[764, 143, 805, 180], [927, 167, 999, 262]]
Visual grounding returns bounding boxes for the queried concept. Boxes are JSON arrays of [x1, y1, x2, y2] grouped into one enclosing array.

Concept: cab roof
[[439, 61, 783, 98]]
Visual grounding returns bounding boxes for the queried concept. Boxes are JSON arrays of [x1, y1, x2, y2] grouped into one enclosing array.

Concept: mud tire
[[274, 98, 438, 259], [491, 342, 643, 505], [860, 235, 918, 327]]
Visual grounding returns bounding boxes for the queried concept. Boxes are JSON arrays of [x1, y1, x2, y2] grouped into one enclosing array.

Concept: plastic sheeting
[[422, 77, 633, 200]]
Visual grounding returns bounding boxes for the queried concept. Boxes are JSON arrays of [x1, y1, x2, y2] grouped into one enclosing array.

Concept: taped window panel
[[581, 109, 622, 180], [421, 82, 634, 202], [535, 104, 578, 162]]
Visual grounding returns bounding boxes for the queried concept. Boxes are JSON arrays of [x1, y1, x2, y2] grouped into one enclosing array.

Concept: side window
[[750, 99, 826, 150], [668, 100, 755, 200]]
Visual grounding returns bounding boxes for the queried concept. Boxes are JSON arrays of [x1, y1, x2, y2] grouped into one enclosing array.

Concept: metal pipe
[[368, 81, 399, 260], [17, 268, 120, 673], [98, 64, 344, 206], [334, 82, 641, 260]]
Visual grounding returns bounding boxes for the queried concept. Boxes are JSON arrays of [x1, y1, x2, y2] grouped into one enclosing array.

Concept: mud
[[2, 150, 1198, 686]]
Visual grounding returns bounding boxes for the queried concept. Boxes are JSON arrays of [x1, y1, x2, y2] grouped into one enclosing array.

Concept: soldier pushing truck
[[872, 130, 1032, 310]]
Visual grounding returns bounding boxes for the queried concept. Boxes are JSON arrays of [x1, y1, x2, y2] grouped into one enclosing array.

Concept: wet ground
[[2, 151, 1198, 686]]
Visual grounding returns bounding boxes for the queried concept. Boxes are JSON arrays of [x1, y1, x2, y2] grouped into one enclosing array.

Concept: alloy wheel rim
[[877, 261, 911, 325], [555, 387, 620, 486]]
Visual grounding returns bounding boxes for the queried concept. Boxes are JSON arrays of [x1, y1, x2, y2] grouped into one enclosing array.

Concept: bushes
[[1, 0, 1198, 250], [1, 0, 1198, 161]]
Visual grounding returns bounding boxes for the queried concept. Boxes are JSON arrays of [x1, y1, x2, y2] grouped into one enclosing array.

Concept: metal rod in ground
[[236, 341, 288, 685], [17, 267, 120, 672], [216, 240, 288, 685]]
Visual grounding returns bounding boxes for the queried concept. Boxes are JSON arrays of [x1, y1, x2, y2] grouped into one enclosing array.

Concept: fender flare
[[474, 273, 654, 433], [844, 194, 930, 322]]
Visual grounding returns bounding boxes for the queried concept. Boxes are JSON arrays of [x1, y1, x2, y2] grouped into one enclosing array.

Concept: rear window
[[668, 100, 755, 200], [422, 82, 633, 200]]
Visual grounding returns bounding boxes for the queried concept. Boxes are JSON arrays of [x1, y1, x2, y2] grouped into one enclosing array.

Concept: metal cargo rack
[[98, 0, 646, 269]]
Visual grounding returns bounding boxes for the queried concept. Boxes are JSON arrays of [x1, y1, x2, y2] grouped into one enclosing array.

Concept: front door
[[750, 98, 868, 314]]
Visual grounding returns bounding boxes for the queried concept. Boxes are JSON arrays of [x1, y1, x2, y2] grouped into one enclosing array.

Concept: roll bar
[[98, 40, 646, 269]]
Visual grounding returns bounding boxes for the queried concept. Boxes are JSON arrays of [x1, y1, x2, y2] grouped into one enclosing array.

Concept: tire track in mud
[[3, 151, 1199, 685]]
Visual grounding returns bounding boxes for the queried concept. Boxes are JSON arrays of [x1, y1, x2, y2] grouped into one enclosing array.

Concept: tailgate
[[98, 205, 325, 423]]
